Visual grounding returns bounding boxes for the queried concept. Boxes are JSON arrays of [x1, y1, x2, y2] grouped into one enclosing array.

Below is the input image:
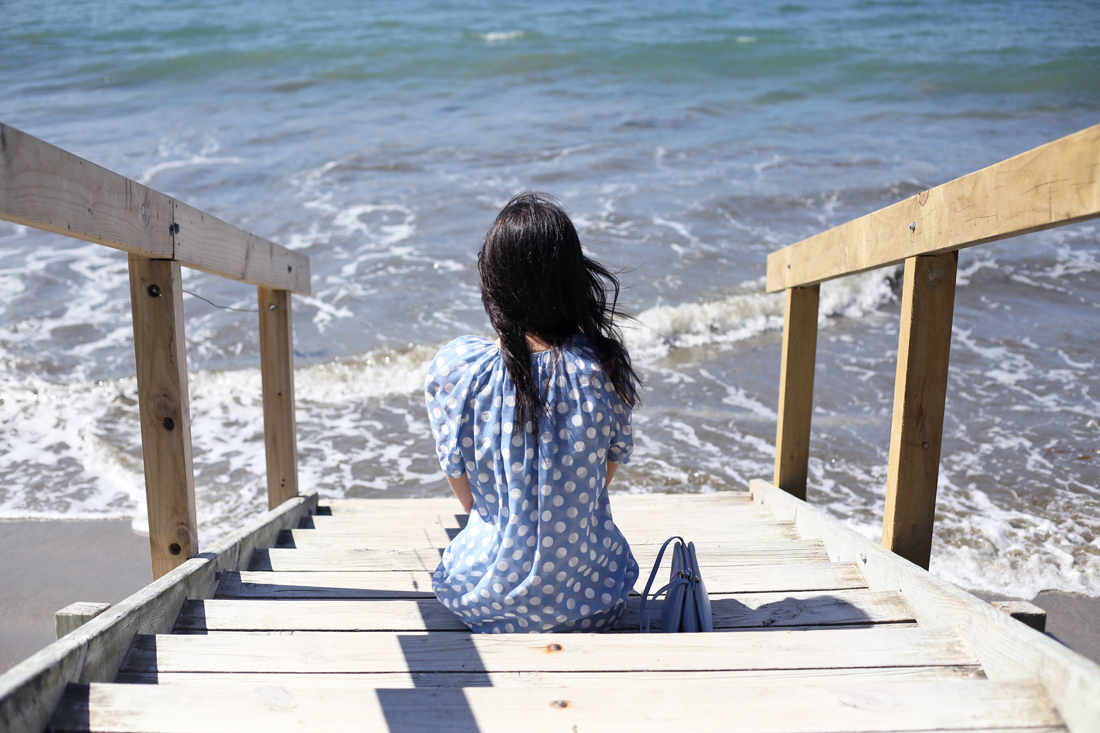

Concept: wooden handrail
[[766, 123, 1100, 293], [768, 124, 1099, 568], [0, 122, 310, 293], [0, 121, 310, 578]]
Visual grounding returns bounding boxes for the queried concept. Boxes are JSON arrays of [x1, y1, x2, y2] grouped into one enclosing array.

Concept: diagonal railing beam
[[767, 124, 1100, 293]]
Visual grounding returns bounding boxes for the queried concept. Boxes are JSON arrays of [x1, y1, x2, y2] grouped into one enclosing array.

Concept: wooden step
[[176, 590, 912, 633], [50, 679, 1060, 733], [113, 665, 988, 687], [118, 626, 978, 675], [249, 539, 831, 572], [216, 562, 868, 599], [296, 515, 795, 543], [319, 492, 754, 516]]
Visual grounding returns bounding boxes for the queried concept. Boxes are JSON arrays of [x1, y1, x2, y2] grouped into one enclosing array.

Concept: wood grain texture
[[751, 479, 1100, 733], [882, 252, 958, 568], [171, 200, 310, 293], [111, 665, 989, 687], [319, 492, 753, 516], [0, 493, 316, 733], [0, 122, 309, 292], [128, 256, 197, 579], [55, 604, 112, 640], [0, 122, 173, 258], [293, 517, 798, 547], [250, 539, 831, 572], [766, 123, 1100, 291], [773, 285, 820, 499], [49, 680, 1060, 733], [175, 590, 911, 633], [216, 562, 866, 600], [257, 288, 299, 508], [118, 625, 978, 675]]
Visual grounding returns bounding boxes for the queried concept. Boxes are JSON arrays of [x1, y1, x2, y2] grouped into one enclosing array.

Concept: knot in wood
[[925, 265, 947, 286], [551, 700, 569, 709], [547, 643, 563, 652], [917, 190, 929, 206]]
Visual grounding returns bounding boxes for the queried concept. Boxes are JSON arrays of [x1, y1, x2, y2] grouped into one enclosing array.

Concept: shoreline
[[1, 519, 1097, 674]]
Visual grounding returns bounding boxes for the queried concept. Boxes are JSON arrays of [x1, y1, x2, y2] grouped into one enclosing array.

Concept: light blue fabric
[[425, 334, 639, 633]]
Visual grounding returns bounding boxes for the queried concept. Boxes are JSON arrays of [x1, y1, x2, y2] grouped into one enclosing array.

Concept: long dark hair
[[478, 191, 641, 427]]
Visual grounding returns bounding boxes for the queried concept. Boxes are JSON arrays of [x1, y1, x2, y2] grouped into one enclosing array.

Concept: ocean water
[[1, 0, 1098, 598]]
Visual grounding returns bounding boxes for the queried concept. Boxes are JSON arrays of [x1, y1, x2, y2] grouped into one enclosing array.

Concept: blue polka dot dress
[[425, 334, 639, 633]]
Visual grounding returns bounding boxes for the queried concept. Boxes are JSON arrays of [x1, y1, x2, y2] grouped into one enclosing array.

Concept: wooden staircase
[[45, 490, 1078, 732]]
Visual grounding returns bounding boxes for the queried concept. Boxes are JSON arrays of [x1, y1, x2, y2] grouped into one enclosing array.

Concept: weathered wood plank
[[992, 601, 1047, 633], [622, 590, 911, 632], [883, 252, 958, 568], [251, 547, 445, 572], [0, 122, 310, 292], [112, 665, 989, 687], [250, 539, 831, 572], [0, 493, 316, 733], [773, 285, 820, 500], [216, 562, 867, 600], [55, 603, 112, 640], [50, 679, 1058, 733], [318, 492, 753, 516], [257, 287, 299, 509], [766, 123, 1100, 291], [117, 626, 977, 674], [0, 123, 173, 258], [751, 479, 1100, 733], [171, 200, 310, 294], [288, 518, 798, 547], [175, 590, 911, 633], [128, 255, 197, 579]]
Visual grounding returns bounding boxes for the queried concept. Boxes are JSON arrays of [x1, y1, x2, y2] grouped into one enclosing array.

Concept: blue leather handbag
[[638, 536, 713, 633]]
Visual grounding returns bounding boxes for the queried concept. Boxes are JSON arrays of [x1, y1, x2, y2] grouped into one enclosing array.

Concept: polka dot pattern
[[425, 335, 638, 633]]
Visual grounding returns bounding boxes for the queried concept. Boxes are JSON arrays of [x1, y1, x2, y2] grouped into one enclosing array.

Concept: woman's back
[[426, 334, 638, 632]]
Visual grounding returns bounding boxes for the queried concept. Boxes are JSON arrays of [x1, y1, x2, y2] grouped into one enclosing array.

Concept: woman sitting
[[425, 191, 641, 633]]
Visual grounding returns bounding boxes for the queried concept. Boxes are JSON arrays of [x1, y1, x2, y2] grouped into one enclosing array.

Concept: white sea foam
[[0, 341, 439, 531], [479, 30, 524, 43], [625, 267, 899, 362], [137, 155, 245, 185]]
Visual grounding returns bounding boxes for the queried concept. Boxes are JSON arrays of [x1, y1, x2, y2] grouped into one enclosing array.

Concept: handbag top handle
[[637, 535, 687, 632]]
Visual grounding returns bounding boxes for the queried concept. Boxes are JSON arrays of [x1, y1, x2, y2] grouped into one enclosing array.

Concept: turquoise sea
[[1, 1, 1099, 598]]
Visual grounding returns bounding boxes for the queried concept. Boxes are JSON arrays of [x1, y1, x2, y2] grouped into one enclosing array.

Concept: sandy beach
[[0, 519, 151, 674], [1, 519, 1097, 675]]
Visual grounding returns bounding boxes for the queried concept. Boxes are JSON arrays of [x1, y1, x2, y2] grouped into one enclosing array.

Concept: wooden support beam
[[773, 285, 820, 500], [882, 252, 958, 569], [992, 601, 1047, 633], [257, 288, 299, 508], [54, 603, 111, 640], [767, 123, 1100, 291], [128, 255, 198, 579]]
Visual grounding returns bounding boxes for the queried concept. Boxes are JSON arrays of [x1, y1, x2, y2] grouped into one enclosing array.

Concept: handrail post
[[128, 254, 198, 579], [773, 284, 820, 500], [258, 287, 299, 508], [882, 251, 958, 568]]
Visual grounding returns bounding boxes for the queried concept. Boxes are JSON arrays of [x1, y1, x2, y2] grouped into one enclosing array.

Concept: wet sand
[[0, 519, 151, 674], [1, 520, 1097, 676]]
